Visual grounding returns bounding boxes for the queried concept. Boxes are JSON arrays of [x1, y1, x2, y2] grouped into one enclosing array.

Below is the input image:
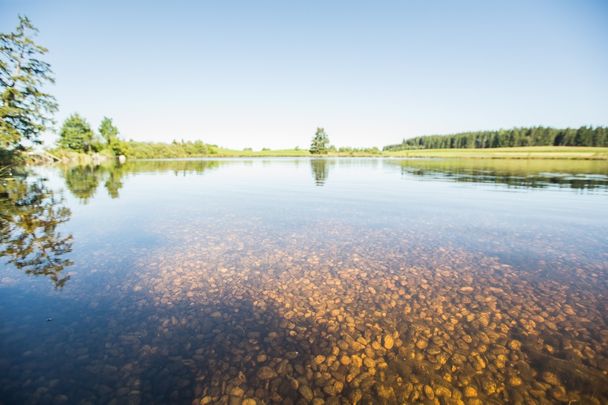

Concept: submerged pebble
[[3, 218, 607, 404]]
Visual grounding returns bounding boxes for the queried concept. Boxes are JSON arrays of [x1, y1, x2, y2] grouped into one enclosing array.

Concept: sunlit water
[[1, 158, 607, 405]]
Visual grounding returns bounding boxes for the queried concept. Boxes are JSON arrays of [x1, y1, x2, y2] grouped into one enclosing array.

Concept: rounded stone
[[230, 387, 244, 397], [257, 366, 277, 380], [424, 385, 435, 399], [383, 335, 394, 350], [298, 385, 314, 401], [542, 371, 561, 386], [464, 386, 478, 398], [509, 376, 522, 387]]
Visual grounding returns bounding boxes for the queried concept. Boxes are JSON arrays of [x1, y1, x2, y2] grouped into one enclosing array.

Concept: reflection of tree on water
[[61, 160, 223, 202], [310, 159, 330, 186], [0, 159, 224, 287], [396, 160, 608, 190], [104, 169, 124, 199], [62, 164, 128, 201], [0, 169, 73, 288], [63, 165, 102, 202]]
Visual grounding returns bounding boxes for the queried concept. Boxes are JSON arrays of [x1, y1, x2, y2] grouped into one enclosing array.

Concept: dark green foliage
[[124, 140, 218, 159], [98, 116, 130, 156], [58, 113, 95, 152], [109, 138, 130, 156], [98, 117, 118, 144], [383, 126, 608, 151], [310, 128, 330, 154], [58, 115, 130, 157], [0, 169, 73, 288], [0, 16, 57, 151], [336, 146, 381, 155]]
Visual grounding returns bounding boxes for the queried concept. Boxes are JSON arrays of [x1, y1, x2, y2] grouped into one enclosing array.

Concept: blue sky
[[1, 0, 607, 149]]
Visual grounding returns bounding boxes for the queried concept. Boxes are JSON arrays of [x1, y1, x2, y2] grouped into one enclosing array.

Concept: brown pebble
[[542, 371, 561, 386], [509, 376, 522, 386], [383, 335, 394, 350], [257, 366, 276, 380], [424, 385, 435, 399], [464, 386, 477, 398], [230, 387, 244, 397], [298, 385, 314, 401]]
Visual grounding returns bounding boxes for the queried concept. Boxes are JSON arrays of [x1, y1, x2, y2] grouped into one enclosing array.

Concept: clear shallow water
[[1, 158, 607, 405]]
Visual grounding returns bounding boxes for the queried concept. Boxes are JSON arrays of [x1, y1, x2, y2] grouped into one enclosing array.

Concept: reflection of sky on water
[[4, 158, 608, 289]]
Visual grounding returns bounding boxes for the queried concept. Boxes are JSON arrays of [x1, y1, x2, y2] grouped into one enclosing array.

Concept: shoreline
[[8, 146, 608, 166]]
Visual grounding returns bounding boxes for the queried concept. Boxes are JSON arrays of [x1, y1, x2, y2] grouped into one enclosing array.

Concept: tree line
[[384, 126, 608, 151], [55, 113, 219, 159], [124, 140, 218, 159], [57, 114, 130, 156]]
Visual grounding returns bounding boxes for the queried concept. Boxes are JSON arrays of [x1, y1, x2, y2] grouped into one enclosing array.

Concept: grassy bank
[[213, 148, 385, 157], [47, 148, 114, 164], [32, 146, 608, 163], [217, 146, 608, 159], [384, 146, 608, 160]]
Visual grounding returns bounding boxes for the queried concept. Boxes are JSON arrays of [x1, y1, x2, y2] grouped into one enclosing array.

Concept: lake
[[1, 158, 607, 404]]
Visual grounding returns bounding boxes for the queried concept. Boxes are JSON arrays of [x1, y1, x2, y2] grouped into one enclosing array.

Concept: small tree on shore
[[99, 117, 118, 145], [0, 16, 57, 151], [310, 127, 329, 154], [58, 114, 94, 152], [98, 116, 129, 156]]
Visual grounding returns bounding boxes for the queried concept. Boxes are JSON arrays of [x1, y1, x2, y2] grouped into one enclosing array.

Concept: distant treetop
[[383, 126, 608, 151]]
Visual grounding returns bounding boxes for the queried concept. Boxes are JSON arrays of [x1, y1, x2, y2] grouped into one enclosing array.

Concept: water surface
[[1, 158, 607, 404]]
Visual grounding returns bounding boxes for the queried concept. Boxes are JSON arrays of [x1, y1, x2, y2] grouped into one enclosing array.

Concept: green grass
[[42, 146, 608, 161], [47, 148, 115, 162], [384, 146, 608, 160], [389, 157, 608, 175], [214, 148, 311, 157], [217, 146, 608, 159], [214, 148, 383, 157]]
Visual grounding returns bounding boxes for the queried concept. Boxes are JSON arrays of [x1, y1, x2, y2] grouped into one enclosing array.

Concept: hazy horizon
[[1, 0, 607, 149]]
